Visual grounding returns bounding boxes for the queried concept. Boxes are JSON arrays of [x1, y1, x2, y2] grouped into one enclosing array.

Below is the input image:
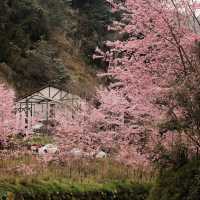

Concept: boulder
[[70, 148, 83, 157], [96, 151, 107, 159], [32, 123, 44, 133], [38, 144, 58, 155]]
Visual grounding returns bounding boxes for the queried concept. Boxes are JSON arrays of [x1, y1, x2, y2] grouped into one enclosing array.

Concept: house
[[15, 85, 84, 131]]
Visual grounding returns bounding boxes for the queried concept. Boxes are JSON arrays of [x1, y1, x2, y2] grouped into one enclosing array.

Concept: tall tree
[[57, 0, 200, 166]]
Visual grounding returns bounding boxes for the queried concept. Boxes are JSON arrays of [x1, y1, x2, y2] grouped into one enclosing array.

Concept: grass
[[13, 135, 54, 147], [0, 134, 156, 185], [0, 179, 152, 200], [0, 135, 155, 199], [0, 154, 154, 199], [0, 154, 155, 184], [148, 159, 200, 200], [25, 135, 54, 146]]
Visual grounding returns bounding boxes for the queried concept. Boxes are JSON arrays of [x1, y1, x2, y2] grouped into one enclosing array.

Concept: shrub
[[0, 180, 151, 200], [148, 160, 200, 200]]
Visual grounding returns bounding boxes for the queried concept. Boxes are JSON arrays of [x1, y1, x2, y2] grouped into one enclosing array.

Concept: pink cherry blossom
[[0, 84, 16, 138], [56, 0, 200, 166]]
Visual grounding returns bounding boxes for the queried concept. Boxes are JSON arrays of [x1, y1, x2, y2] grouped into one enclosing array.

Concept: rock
[[96, 151, 107, 159], [32, 123, 44, 133], [70, 148, 83, 157], [38, 147, 46, 155], [31, 144, 41, 153], [38, 144, 58, 155]]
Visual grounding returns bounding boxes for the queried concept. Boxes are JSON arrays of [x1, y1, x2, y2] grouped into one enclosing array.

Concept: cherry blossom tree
[[95, 0, 200, 161], [56, 90, 148, 166], [0, 84, 16, 138], [56, 0, 200, 166]]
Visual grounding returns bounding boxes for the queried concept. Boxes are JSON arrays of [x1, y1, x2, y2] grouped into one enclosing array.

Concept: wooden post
[[19, 103, 22, 130], [50, 104, 55, 119], [46, 101, 49, 134], [30, 103, 33, 129], [49, 86, 51, 98], [25, 99, 29, 132]]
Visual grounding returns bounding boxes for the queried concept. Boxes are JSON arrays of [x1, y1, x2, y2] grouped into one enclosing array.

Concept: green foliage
[[0, 0, 48, 50], [148, 159, 200, 200], [20, 135, 54, 146], [0, 157, 153, 199], [0, 180, 151, 200], [72, 0, 113, 65], [151, 142, 189, 170], [0, 0, 111, 96], [0, 0, 70, 95], [157, 71, 200, 151]]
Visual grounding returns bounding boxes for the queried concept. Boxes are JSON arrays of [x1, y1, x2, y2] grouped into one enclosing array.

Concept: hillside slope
[[0, 0, 111, 97]]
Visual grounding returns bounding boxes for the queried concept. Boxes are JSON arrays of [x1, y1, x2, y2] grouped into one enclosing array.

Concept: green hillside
[[0, 0, 112, 97]]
